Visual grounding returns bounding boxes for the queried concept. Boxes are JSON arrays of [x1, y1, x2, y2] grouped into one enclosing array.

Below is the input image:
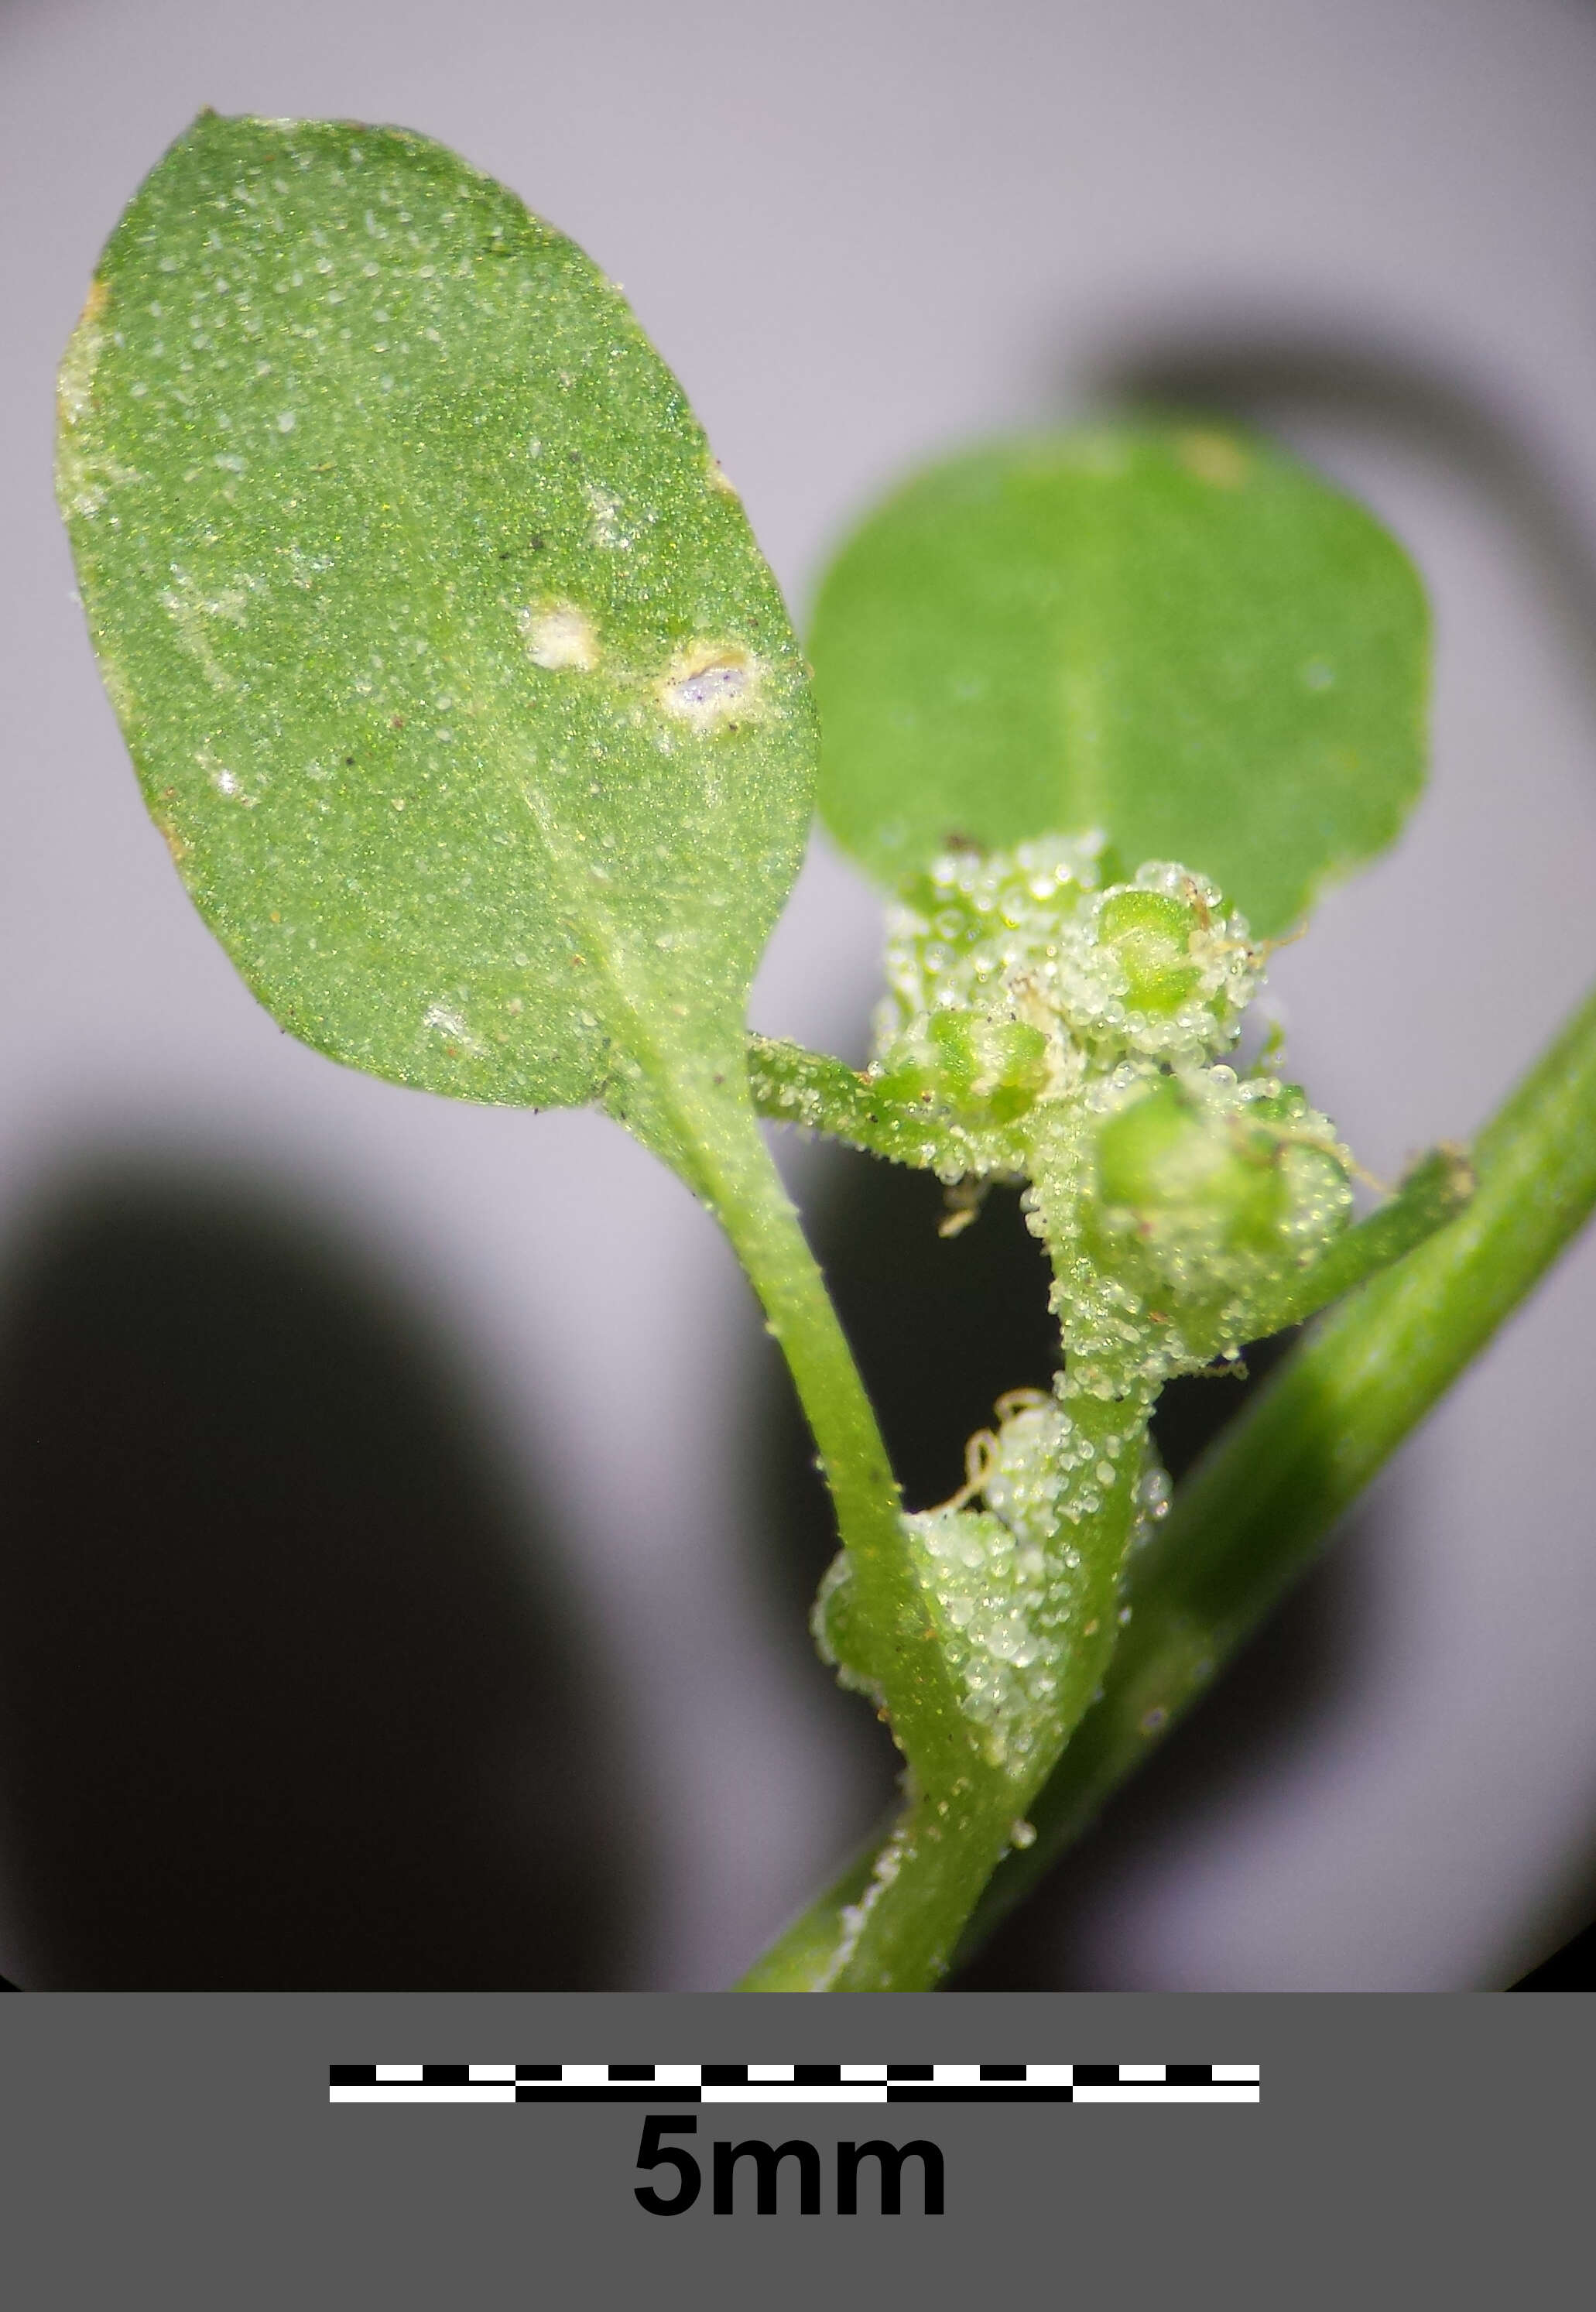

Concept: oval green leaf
[[59, 113, 816, 1109], [810, 423, 1428, 937]]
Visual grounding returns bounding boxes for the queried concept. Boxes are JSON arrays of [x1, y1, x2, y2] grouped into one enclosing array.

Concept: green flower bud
[[1094, 1077, 1276, 1235], [925, 1009, 1052, 1124], [1096, 888, 1206, 1015], [1088, 1072, 1353, 1310]]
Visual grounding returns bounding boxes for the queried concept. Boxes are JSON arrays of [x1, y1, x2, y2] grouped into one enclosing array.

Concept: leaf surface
[[810, 423, 1427, 936], [59, 112, 816, 1109]]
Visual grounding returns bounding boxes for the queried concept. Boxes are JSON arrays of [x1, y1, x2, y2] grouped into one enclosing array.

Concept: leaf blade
[[811, 422, 1428, 937], [60, 112, 816, 1106]]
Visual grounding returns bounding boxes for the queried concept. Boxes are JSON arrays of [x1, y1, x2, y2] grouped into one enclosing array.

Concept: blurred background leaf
[[812, 423, 1428, 936]]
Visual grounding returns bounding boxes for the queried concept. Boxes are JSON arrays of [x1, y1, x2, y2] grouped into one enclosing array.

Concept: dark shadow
[[1493, 1834, 1596, 1991], [1510, 1913, 1596, 1991], [0, 1160, 632, 1988], [758, 1146, 1059, 1608]]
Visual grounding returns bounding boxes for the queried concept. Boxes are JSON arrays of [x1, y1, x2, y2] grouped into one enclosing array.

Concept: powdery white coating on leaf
[[422, 1001, 484, 1053], [55, 279, 110, 515], [159, 570, 257, 691]]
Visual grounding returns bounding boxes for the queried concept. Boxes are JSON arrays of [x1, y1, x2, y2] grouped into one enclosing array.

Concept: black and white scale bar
[[329, 2062, 1259, 2106]]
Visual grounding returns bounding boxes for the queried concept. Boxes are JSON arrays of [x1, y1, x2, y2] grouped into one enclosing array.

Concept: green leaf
[[58, 112, 816, 1112], [810, 422, 1428, 937], [60, 116, 964, 1809]]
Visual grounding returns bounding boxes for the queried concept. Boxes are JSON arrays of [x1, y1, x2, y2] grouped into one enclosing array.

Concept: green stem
[[738, 1838, 882, 1991], [1247, 1142, 1474, 1338], [742, 1408, 1146, 1991], [633, 1066, 974, 1793], [747, 1033, 995, 1172], [959, 975, 1596, 1957], [743, 980, 1596, 1988], [817, 1793, 1022, 1992]]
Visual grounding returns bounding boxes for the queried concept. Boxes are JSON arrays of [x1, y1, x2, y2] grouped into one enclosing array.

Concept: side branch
[[1247, 1142, 1474, 1338], [961, 978, 1596, 1954], [747, 1033, 974, 1171]]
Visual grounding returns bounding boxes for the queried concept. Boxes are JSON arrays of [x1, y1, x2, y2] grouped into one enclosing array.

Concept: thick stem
[[815, 1793, 1021, 1992], [738, 1841, 882, 1991], [739, 1409, 1146, 1992]]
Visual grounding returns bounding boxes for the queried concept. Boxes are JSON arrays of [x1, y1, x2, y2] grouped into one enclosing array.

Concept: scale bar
[[330, 2061, 1259, 2108]]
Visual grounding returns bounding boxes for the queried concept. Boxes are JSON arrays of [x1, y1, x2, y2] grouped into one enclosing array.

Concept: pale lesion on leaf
[[519, 599, 601, 671], [57, 276, 110, 426], [656, 641, 764, 732], [56, 276, 119, 519]]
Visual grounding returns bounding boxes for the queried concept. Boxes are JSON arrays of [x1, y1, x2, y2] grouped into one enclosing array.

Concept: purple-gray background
[[2, 0, 1594, 1989]]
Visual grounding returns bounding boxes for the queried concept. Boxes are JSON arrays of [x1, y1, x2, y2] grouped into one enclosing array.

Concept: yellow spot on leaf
[[1176, 430, 1249, 488]]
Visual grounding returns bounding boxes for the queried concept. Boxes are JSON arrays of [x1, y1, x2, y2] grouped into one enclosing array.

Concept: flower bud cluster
[[870, 840, 1265, 1148], [1082, 1065, 1354, 1325], [816, 835, 1360, 1770], [868, 835, 1352, 1362]]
